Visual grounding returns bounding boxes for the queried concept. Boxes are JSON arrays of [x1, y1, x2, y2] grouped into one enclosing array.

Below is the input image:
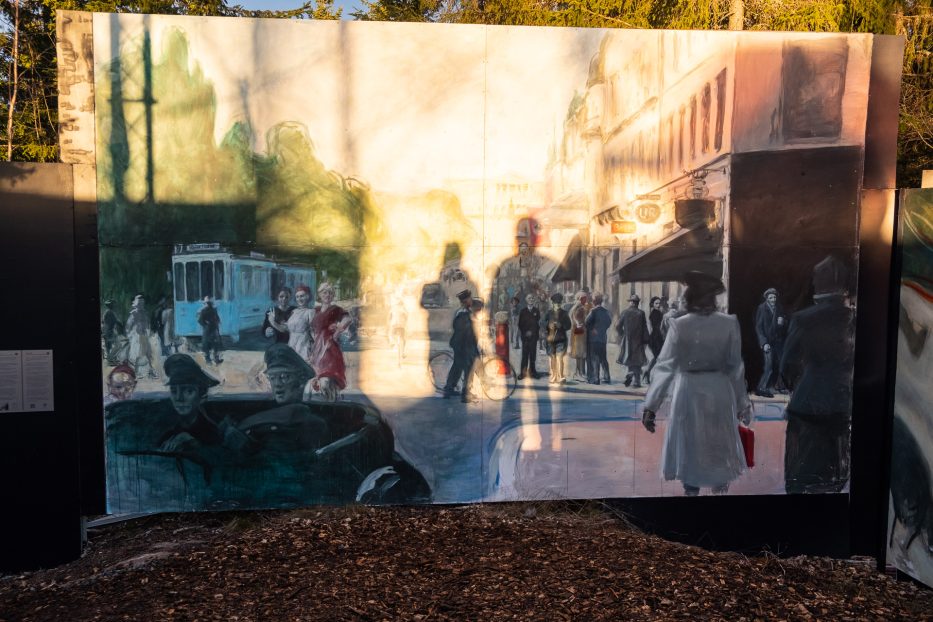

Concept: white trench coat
[[643, 311, 750, 488]]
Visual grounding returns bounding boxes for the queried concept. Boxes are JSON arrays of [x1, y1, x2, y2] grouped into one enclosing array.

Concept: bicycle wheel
[[428, 351, 457, 392], [480, 356, 517, 401]]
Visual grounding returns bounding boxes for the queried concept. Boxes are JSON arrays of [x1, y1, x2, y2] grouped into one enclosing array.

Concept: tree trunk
[[728, 0, 744, 30], [6, 0, 19, 160]]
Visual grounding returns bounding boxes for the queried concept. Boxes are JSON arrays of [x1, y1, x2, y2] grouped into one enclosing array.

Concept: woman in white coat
[[641, 271, 751, 496]]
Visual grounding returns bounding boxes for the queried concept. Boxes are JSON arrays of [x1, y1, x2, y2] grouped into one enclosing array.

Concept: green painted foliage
[[96, 28, 371, 307]]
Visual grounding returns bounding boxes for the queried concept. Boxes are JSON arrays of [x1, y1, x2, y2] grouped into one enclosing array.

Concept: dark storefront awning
[[552, 233, 584, 283], [613, 225, 722, 283]]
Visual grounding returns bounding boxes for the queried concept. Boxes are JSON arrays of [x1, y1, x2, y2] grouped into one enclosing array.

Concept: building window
[[715, 69, 727, 152], [782, 39, 847, 141], [678, 105, 686, 169], [689, 96, 697, 160], [701, 83, 711, 154]]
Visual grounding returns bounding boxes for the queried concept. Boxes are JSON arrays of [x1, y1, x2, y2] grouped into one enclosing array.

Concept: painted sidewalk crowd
[[453, 255, 854, 498]]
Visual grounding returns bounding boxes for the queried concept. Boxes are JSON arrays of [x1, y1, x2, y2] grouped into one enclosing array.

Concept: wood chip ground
[[1, 504, 931, 621]]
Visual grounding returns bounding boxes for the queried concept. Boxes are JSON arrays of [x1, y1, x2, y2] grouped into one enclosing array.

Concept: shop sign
[[635, 202, 661, 224], [610, 220, 637, 234]]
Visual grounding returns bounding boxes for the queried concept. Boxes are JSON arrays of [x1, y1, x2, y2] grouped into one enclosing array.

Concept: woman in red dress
[[309, 282, 351, 401]]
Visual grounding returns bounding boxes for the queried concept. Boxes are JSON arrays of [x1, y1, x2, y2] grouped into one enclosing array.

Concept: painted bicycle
[[427, 350, 518, 401]]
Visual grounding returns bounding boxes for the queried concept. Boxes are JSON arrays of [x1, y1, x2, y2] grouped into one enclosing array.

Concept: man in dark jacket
[[781, 256, 855, 494], [197, 296, 223, 365], [616, 294, 649, 388], [754, 287, 786, 398], [152, 296, 168, 356], [101, 300, 123, 364], [517, 293, 541, 379], [585, 293, 613, 384], [444, 289, 480, 403]]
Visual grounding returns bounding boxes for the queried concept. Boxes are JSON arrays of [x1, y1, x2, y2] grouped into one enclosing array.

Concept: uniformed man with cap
[[443, 289, 480, 402], [158, 353, 224, 454], [231, 343, 328, 455]]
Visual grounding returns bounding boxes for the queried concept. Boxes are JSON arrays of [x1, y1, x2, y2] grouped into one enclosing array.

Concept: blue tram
[[172, 243, 317, 342]]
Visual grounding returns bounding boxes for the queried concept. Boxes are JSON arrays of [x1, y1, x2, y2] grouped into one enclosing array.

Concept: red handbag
[[738, 424, 755, 467]]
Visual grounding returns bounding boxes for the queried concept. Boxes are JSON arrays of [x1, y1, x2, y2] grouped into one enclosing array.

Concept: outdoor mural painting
[[887, 188, 933, 588], [70, 13, 901, 513]]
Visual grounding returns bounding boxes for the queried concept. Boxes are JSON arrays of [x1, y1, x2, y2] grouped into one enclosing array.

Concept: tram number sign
[[610, 221, 637, 234], [635, 202, 661, 224]]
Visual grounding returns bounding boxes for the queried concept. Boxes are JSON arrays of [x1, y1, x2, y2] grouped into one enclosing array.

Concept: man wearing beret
[[444, 289, 480, 403]]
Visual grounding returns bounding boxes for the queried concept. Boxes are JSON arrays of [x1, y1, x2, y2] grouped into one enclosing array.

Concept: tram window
[[173, 263, 185, 301], [185, 262, 199, 301], [200, 261, 214, 299], [214, 260, 225, 300], [251, 266, 269, 298], [241, 265, 253, 298]]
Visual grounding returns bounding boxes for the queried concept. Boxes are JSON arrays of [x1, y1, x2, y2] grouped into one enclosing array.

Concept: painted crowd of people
[[101, 251, 854, 500], [102, 281, 353, 404]]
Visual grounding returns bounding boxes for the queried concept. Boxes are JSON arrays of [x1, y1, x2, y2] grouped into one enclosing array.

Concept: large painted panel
[[72, 13, 901, 513], [887, 188, 933, 587]]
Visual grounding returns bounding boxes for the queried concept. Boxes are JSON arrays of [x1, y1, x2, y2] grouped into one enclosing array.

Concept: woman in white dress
[[641, 271, 751, 496], [125, 294, 156, 378], [266, 284, 315, 362]]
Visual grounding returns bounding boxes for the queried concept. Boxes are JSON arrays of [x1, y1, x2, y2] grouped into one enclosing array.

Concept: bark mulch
[[1, 504, 931, 621]]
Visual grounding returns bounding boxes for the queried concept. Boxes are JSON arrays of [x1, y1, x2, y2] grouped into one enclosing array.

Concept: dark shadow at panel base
[[607, 495, 849, 557]]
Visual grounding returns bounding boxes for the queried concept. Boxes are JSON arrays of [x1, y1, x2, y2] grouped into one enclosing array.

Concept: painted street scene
[[84, 16, 872, 513]]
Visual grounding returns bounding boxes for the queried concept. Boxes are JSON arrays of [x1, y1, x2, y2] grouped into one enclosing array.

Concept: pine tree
[[0, 0, 339, 162]]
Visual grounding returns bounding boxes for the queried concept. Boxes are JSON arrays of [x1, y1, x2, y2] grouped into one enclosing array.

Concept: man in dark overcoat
[[781, 256, 855, 494], [517, 293, 541, 379], [585, 293, 613, 384], [616, 294, 649, 387], [197, 296, 223, 365], [444, 289, 480, 403]]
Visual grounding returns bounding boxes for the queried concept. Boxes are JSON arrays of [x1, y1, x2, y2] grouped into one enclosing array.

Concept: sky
[[239, 0, 364, 17]]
